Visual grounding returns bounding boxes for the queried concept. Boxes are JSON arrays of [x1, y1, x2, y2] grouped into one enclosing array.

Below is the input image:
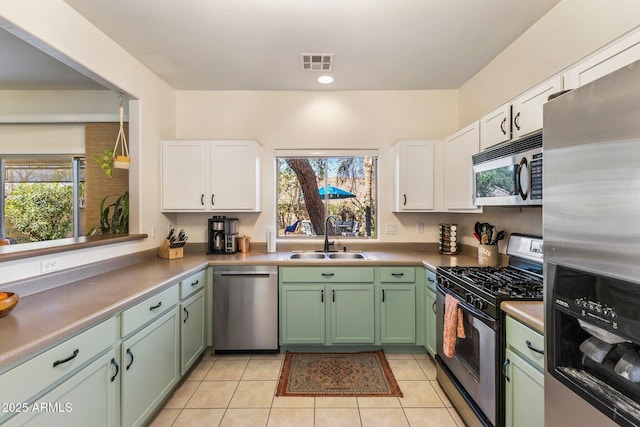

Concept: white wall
[[174, 90, 458, 244], [0, 0, 176, 284], [458, 0, 640, 125]]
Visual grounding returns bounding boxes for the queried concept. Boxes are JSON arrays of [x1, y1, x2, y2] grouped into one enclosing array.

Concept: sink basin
[[327, 252, 367, 259], [285, 251, 368, 260], [286, 252, 327, 260]]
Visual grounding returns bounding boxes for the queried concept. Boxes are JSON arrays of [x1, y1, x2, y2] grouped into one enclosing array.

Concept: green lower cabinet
[[504, 347, 544, 427], [122, 307, 180, 427], [3, 349, 120, 427], [180, 290, 206, 375], [425, 288, 437, 356], [380, 284, 416, 343], [280, 284, 326, 344], [331, 284, 375, 344]]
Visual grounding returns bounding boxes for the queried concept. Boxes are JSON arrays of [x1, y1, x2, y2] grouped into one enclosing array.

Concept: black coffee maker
[[207, 216, 226, 254]]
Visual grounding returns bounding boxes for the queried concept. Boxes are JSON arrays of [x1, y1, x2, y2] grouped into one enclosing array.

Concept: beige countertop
[[0, 245, 485, 371], [501, 301, 544, 334]]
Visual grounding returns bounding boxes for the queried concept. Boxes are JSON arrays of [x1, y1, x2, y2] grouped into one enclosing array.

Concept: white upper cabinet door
[[511, 75, 563, 139], [480, 103, 511, 150], [564, 30, 640, 89], [161, 140, 207, 211], [444, 122, 482, 211], [209, 140, 261, 211], [393, 140, 435, 211]]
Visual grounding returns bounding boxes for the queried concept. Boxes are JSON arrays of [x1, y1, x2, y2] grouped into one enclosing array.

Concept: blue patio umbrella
[[318, 185, 356, 199]]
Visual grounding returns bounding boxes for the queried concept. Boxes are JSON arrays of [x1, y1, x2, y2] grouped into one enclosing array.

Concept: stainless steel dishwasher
[[212, 266, 279, 353]]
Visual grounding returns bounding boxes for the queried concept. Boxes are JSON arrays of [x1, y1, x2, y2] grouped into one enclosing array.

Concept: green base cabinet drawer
[[121, 284, 179, 337], [380, 267, 415, 283], [179, 269, 207, 299], [505, 316, 544, 371]]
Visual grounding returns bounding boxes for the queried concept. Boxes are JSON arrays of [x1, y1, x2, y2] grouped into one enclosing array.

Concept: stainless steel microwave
[[472, 131, 542, 206]]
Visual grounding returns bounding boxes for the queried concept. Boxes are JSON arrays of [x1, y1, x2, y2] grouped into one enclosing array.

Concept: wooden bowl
[[0, 292, 19, 318]]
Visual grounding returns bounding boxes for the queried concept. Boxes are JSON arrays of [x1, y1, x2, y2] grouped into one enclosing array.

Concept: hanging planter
[[113, 94, 130, 169]]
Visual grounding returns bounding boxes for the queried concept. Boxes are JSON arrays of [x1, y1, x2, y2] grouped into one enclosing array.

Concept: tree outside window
[[276, 154, 377, 238]]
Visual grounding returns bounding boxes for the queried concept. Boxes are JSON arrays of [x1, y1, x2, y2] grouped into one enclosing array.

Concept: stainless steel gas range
[[435, 234, 543, 427]]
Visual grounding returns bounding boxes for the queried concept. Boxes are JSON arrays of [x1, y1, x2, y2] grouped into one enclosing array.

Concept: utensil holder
[[158, 240, 183, 260], [439, 223, 459, 255], [478, 245, 498, 266]]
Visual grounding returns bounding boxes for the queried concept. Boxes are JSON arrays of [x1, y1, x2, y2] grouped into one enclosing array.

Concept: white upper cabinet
[[564, 30, 640, 90], [511, 75, 563, 140], [393, 140, 436, 211], [480, 103, 511, 151], [162, 139, 261, 212], [444, 122, 482, 211]]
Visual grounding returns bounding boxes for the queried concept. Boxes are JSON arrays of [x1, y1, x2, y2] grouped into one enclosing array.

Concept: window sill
[[0, 234, 148, 263]]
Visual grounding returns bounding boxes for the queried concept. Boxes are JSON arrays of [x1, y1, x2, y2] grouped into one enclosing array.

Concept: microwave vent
[[473, 131, 543, 164]]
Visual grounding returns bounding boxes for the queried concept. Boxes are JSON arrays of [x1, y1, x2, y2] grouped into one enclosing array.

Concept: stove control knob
[[473, 298, 484, 310], [465, 293, 474, 304]]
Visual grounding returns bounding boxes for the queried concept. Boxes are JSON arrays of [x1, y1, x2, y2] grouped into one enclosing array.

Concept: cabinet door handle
[[126, 348, 134, 370], [321, 273, 334, 278], [500, 117, 507, 135], [320, 289, 324, 303], [201, 194, 204, 205], [149, 301, 162, 311], [382, 289, 385, 302], [432, 301, 437, 313], [183, 307, 189, 323], [191, 280, 200, 287], [403, 194, 407, 206], [526, 340, 544, 355], [513, 112, 521, 130], [332, 289, 335, 302], [503, 358, 510, 382], [110, 358, 119, 382], [391, 272, 404, 278], [53, 349, 79, 367]]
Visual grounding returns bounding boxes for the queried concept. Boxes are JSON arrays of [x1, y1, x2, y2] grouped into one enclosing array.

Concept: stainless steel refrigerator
[[544, 59, 640, 426]]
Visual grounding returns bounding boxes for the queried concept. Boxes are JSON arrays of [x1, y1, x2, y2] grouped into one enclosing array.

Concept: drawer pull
[[184, 307, 189, 323], [321, 273, 334, 278], [503, 358, 510, 382], [110, 358, 119, 382], [149, 301, 162, 311], [126, 349, 134, 370], [427, 277, 435, 283], [53, 349, 79, 367], [526, 340, 544, 355], [191, 280, 200, 287], [391, 273, 405, 278]]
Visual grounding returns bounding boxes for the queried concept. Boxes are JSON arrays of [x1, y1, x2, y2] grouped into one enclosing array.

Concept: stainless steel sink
[[327, 252, 367, 259], [286, 252, 327, 260], [285, 251, 368, 260]]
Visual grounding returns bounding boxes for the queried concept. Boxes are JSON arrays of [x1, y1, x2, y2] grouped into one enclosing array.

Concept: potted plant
[[89, 191, 129, 235]]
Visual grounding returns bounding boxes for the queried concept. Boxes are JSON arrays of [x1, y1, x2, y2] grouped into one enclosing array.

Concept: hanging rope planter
[[113, 94, 130, 169]]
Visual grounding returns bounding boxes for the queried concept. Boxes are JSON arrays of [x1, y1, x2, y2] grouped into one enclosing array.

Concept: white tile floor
[[149, 350, 465, 427]]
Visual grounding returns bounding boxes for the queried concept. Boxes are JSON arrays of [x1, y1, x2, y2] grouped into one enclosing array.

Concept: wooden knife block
[[158, 240, 183, 260]]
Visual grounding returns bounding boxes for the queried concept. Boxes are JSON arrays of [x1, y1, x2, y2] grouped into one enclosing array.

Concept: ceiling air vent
[[300, 53, 333, 71]]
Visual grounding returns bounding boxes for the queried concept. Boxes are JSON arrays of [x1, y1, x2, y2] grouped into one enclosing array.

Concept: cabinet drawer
[[280, 267, 374, 283], [180, 269, 206, 299], [0, 317, 117, 408], [122, 284, 179, 337], [379, 267, 415, 283], [506, 315, 544, 371]]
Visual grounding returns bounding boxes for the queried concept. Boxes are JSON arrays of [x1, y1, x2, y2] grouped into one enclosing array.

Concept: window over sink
[[275, 150, 378, 239]]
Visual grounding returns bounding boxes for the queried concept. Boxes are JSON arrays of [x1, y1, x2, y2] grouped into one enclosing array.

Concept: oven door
[[436, 285, 497, 425]]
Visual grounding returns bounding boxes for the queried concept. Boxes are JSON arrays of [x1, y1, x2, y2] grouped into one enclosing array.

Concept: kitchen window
[[0, 156, 85, 243], [275, 150, 377, 239]]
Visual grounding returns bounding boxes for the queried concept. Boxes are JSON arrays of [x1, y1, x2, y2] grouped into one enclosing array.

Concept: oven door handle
[[436, 283, 496, 329]]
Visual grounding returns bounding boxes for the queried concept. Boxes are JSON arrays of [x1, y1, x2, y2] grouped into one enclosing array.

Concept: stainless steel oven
[[472, 131, 542, 207], [436, 286, 497, 426]]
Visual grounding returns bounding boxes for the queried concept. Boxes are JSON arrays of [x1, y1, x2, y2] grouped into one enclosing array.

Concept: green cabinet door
[[280, 284, 326, 344], [504, 348, 544, 427], [3, 349, 119, 427], [380, 284, 416, 343], [181, 290, 206, 375], [331, 284, 375, 344], [122, 307, 180, 427]]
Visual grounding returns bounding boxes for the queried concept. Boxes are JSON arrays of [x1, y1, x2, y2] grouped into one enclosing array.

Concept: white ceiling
[[2, 0, 561, 91]]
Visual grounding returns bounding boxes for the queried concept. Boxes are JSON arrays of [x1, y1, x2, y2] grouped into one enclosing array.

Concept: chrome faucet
[[323, 215, 337, 253]]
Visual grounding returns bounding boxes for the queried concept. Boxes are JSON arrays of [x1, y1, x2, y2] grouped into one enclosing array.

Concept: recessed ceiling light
[[318, 75, 334, 84]]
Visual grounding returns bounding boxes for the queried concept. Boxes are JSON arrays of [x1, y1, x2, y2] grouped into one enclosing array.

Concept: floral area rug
[[276, 350, 403, 397]]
